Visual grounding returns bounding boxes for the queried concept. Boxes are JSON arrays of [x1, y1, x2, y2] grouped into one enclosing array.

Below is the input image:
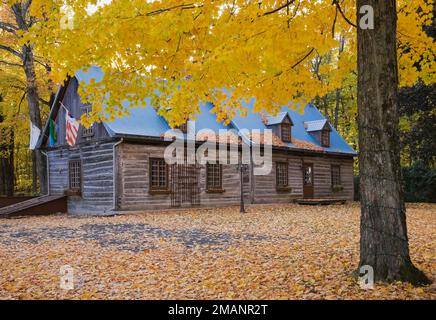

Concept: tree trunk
[[22, 44, 47, 195], [357, 0, 430, 285], [334, 35, 345, 130], [10, 3, 48, 195], [334, 89, 341, 129], [322, 95, 329, 121], [0, 127, 14, 196]]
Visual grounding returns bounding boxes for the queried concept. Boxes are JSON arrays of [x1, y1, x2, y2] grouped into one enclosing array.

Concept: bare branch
[[0, 44, 22, 59], [264, 0, 296, 16], [9, 84, 26, 91], [115, 3, 203, 20], [17, 91, 27, 115], [291, 47, 315, 69], [146, 3, 202, 16], [33, 58, 51, 72], [38, 97, 50, 106], [332, 6, 338, 38], [0, 21, 18, 36], [332, 0, 357, 28], [0, 59, 22, 67]]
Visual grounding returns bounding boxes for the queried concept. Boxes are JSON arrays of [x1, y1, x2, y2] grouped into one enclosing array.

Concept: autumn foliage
[[21, 0, 435, 127]]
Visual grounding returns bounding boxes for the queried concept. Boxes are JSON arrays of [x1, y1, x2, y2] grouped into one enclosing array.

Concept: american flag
[[66, 113, 80, 146]]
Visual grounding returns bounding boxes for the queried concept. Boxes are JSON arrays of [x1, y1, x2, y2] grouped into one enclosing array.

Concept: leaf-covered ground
[[0, 203, 434, 299]]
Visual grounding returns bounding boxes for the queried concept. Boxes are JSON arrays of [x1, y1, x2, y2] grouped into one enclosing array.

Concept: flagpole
[[59, 101, 69, 113]]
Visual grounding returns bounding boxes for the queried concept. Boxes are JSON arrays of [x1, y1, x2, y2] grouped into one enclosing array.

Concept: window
[[331, 165, 341, 187], [281, 123, 292, 142], [149, 158, 168, 191], [321, 129, 330, 147], [69, 160, 82, 191], [81, 105, 94, 137], [82, 124, 94, 137], [303, 164, 313, 186], [206, 163, 223, 191], [276, 162, 288, 188]]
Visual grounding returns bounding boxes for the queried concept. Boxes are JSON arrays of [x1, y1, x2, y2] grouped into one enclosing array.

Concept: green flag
[[49, 118, 57, 146]]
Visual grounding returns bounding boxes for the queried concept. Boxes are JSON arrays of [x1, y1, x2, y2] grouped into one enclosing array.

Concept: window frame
[[321, 129, 330, 147], [68, 159, 82, 193], [281, 123, 292, 143], [149, 158, 169, 193], [206, 163, 224, 193], [276, 161, 289, 190], [331, 164, 341, 187], [81, 105, 94, 138]]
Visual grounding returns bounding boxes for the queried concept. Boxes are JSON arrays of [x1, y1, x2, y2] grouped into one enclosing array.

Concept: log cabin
[[36, 67, 357, 214]]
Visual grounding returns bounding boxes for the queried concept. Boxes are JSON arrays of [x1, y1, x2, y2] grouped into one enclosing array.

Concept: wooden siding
[[253, 153, 302, 204], [117, 143, 243, 210], [48, 141, 116, 214], [48, 139, 353, 214], [53, 77, 109, 148], [310, 156, 354, 199], [253, 153, 354, 203], [116, 142, 354, 211]]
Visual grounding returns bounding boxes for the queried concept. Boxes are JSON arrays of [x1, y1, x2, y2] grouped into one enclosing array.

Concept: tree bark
[[8, 2, 48, 195], [0, 126, 14, 196], [322, 95, 329, 121], [334, 89, 340, 129], [357, 0, 430, 285], [22, 44, 47, 194], [334, 35, 345, 130]]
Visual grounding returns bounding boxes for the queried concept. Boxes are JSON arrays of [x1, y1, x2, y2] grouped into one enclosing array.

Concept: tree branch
[[33, 58, 51, 72], [332, 6, 338, 37], [291, 47, 315, 69], [38, 97, 50, 106], [264, 0, 296, 16], [332, 0, 357, 28], [0, 44, 22, 59], [115, 3, 203, 20], [0, 21, 18, 36], [0, 59, 22, 67], [146, 3, 201, 16], [17, 91, 27, 115]]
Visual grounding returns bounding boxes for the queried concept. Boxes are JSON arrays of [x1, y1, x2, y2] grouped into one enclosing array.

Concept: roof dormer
[[304, 119, 331, 147], [266, 112, 293, 143]]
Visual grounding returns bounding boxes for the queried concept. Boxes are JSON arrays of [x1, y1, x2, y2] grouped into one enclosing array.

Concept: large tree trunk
[[0, 126, 14, 196], [7, 3, 48, 195], [357, 0, 430, 285], [22, 44, 47, 194]]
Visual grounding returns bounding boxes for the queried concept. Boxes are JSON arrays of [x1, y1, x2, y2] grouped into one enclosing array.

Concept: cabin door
[[170, 163, 200, 207], [302, 163, 314, 199]]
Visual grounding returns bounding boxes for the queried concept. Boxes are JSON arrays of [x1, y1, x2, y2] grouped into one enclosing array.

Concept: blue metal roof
[[103, 99, 171, 138], [74, 67, 357, 156], [304, 119, 329, 132], [266, 112, 291, 125]]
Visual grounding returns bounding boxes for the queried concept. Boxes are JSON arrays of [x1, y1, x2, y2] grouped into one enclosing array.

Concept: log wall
[[47, 141, 116, 214]]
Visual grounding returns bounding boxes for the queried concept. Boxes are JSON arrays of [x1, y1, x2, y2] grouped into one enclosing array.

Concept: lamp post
[[239, 163, 249, 213]]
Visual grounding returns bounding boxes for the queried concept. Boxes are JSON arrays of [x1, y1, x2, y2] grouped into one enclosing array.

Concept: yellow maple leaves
[[16, 0, 434, 127], [0, 203, 434, 299]]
